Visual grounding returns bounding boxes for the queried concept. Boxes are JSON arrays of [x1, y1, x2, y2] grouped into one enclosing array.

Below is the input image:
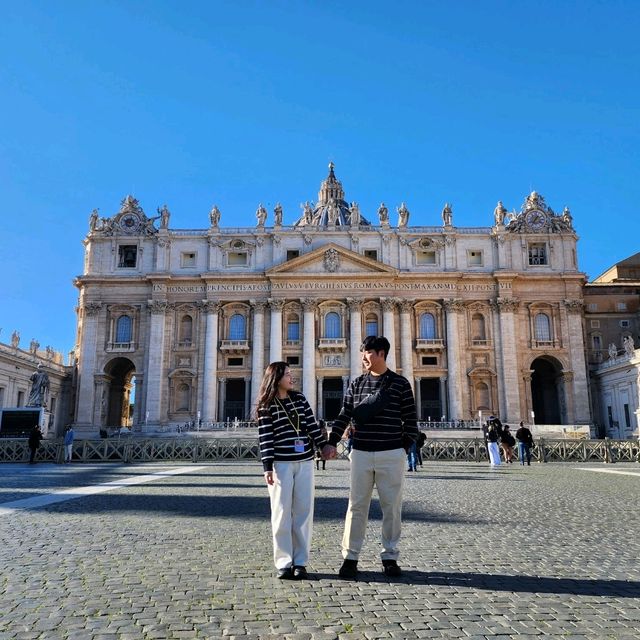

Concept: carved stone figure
[[89, 209, 99, 232], [158, 205, 170, 229], [10, 330, 20, 348], [27, 364, 50, 408], [608, 343, 618, 360], [623, 335, 635, 356], [29, 339, 39, 355], [324, 248, 340, 272], [526, 191, 541, 210], [273, 203, 283, 226], [378, 202, 389, 225], [256, 204, 267, 227], [494, 201, 507, 226], [209, 205, 221, 228], [562, 206, 573, 229], [397, 202, 410, 227], [327, 200, 339, 225], [302, 201, 314, 225], [442, 203, 453, 226], [349, 202, 361, 227]]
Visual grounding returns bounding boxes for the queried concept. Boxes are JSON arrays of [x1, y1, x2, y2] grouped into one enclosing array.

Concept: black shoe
[[382, 559, 402, 577], [338, 559, 358, 579], [292, 565, 308, 580], [276, 567, 293, 580]]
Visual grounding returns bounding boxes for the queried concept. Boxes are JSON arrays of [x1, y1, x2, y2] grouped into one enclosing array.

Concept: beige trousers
[[342, 447, 406, 561], [268, 460, 315, 569]]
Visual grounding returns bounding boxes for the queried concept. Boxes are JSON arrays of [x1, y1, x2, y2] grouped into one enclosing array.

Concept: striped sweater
[[258, 391, 327, 472], [328, 369, 418, 452]]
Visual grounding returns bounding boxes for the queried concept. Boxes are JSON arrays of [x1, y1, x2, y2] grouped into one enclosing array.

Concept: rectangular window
[[620, 320, 630, 328], [17, 391, 24, 407], [286, 356, 300, 366], [286, 250, 300, 261], [228, 252, 248, 266], [422, 356, 438, 366], [590, 320, 600, 328], [467, 250, 483, 266], [365, 321, 378, 337], [588, 303, 598, 312], [364, 249, 378, 261], [592, 335, 602, 350], [528, 243, 548, 266], [624, 404, 631, 429], [118, 245, 137, 268], [228, 357, 244, 367], [617, 302, 627, 311], [287, 321, 300, 341], [181, 252, 197, 267], [417, 251, 436, 265]]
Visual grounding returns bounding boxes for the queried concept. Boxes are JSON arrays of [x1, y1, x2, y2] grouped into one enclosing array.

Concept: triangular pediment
[[267, 243, 398, 276]]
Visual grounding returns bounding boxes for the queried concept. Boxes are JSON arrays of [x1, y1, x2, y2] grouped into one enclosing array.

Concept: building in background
[[72, 164, 589, 435]]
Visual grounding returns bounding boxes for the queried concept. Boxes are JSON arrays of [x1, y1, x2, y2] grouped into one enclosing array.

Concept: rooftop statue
[[209, 205, 221, 228], [158, 205, 170, 229], [378, 202, 389, 225], [397, 202, 410, 227], [89, 209, 99, 232], [349, 202, 361, 226], [256, 204, 267, 227], [494, 201, 507, 226], [273, 203, 283, 226], [27, 364, 50, 408], [442, 203, 453, 227]]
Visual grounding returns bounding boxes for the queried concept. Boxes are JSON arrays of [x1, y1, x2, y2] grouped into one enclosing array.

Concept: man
[[28, 425, 43, 464], [516, 421, 535, 466], [322, 336, 418, 579]]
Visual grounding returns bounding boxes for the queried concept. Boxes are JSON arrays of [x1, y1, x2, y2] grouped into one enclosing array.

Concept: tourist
[[315, 420, 328, 470], [28, 425, 43, 464], [486, 421, 501, 466], [500, 424, 516, 463], [323, 336, 418, 579], [516, 421, 535, 466], [63, 425, 74, 463], [416, 430, 426, 467], [256, 361, 328, 580]]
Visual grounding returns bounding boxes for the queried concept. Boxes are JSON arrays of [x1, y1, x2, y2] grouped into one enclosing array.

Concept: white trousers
[[488, 442, 501, 465], [64, 444, 73, 461], [342, 448, 405, 562], [267, 460, 315, 569]]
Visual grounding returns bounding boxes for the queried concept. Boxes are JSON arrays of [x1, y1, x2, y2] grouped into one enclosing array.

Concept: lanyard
[[275, 396, 301, 435]]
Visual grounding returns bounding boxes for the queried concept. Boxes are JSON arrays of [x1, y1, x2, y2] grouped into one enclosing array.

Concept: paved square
[[1, 460, 639, 639]]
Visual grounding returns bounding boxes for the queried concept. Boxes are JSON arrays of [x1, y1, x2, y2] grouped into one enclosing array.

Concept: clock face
[[119, 213, 140, 232], [525, 209, 546, 231]]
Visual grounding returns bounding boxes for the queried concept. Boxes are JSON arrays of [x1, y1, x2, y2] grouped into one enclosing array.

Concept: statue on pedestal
[[158, 205, 170, 229], [442, 203, 453, 227], [27, 364, 50, 408], [29, 339, 39, 355], [494, 201, 507, 226], [273, 203, 283, 226], [397, 202, 410, 227], [256, 204, 267, 227], [623, 335, 635, 356], [10, 330, 20, 348], [378, 202, 389, 225], [209, 205, 221, 228], [89, 209, 99, 232], [349, 202, 361, 227]]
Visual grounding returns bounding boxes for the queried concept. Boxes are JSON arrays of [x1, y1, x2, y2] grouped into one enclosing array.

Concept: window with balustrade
[[419, 313, 436, 339], [324, 312, 341, 338], [534, 313, 552, 343], [365, 314, 379, 338], [229, 314, 246, 340], [179, 315, 193, 346], [471, 313, 487, 345], [115, 315, 132, 343], [287, 315, 300, 341]]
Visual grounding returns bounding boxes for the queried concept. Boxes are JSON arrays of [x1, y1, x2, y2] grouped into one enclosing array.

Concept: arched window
[[180, 315, 193, 344], [534, 313, 551, 342], [229, 314, 246, 340], [476, 382, 490, 410], [365, 314, 379, 338], [115, 315, 132, 343], [287, 314, 300, 341], [419, 313, 436, 339], [325, 312, 341, 338], [471, 313, 486, 341], [177, 383, 190, 411], [592, 334, 602, 350]]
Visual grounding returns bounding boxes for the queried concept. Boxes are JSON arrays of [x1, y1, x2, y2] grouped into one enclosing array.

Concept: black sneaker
[[292, 565, 308, 580], [276, 567, 293, 580], [382, 559, 402, 577], [338, 559, 358, 579]]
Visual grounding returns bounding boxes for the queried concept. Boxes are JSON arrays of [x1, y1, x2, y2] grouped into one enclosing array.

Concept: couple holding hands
[[256, 336, 419, 580]]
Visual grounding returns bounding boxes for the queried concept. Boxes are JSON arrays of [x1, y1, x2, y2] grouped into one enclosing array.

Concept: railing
[[418, 420, 481, 430], [219, 340, 250, 352], [317, 338, 347, 350], [2, 437, 638, 464], [415, 339, 445, 350]]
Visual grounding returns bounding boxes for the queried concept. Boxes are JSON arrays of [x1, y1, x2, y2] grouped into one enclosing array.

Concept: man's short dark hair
[[360, 335, 390, 358]]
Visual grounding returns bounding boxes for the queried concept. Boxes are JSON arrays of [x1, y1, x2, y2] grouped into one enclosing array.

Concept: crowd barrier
[[1, 437, 638, 464]]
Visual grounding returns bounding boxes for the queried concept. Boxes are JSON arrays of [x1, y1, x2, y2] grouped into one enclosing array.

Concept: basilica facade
[[72, 165, 590, 434]]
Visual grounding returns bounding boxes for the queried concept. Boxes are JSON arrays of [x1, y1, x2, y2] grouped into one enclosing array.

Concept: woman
[[256, 362, 328, 580]]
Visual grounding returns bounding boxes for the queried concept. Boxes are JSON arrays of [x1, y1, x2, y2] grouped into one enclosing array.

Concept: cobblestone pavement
[[1, 460, 640, 639]]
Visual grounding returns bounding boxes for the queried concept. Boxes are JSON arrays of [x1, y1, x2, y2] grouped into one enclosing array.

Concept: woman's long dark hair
[[254, 361, 289, 417]]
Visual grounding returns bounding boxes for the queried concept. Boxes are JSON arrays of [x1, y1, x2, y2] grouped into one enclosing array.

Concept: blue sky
[[1, 0, 638, 356]]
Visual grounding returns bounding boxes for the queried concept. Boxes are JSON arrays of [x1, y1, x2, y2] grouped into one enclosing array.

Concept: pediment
[[267, 243, 398, 276]]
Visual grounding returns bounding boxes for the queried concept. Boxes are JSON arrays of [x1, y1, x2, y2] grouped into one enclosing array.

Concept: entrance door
[[420, 378, 442, 421], [531, 358, 562, 424], [224, 379, 246, 421], [323, 378, 344, 421]]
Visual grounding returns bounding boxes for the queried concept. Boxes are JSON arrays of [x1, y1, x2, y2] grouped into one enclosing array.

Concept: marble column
[[268, 299, 285, 363], [564, 299, 590, 423], [490, 303, 506, 418], [444, 299, 464, 421], [133, 374, 144, 429], [347, 298, 363, 381], [244, 376, 252, 420], [381, 297, 397, 371], [414, 377, 422, 420], [399, 300, 414, 388], [496, 297, 521, 423], [145, 300, 169, 426], [439, 377, 448, 421], [76, 302, 102, 427], [218, 378, 226, 422], [301, 298, 317, 411], [201, 301, 220, 422], [317, 377, 323, 420], [250, 300, 266, 414]]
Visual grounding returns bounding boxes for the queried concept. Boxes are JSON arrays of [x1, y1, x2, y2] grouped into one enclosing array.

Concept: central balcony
[[317, 338, 348, 351], [220, 339, 250, 353], [415, 338, 445, 352]]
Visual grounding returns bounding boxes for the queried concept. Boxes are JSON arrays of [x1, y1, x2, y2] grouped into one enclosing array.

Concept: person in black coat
[[500, 424, 516, 463], [515, 421, 535, 466], [28, 426, 43, 464]]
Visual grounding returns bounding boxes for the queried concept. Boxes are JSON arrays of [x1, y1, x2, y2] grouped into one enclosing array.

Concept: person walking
[[256, 362, 328, 580], [315, 420, 328, 471], [323, 336, 419, 579], [486, 421, 501, 466], [28, 425, 43, 464], [63, 425, 74, 463], [500, 424, 516, 463], [407, 441, 418, 472], [416, 430, 426, 468], [516, 421, 535, 466]]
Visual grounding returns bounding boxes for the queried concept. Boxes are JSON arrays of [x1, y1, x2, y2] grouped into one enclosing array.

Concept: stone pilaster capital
[[495, 297, 520, 313], [147, 300, 169, 315], [268, 298, 286, 312], [200, 300, 221, 314], [156, 237, 171, 249], [249, 299, 267, 313], [443, 298, 465, 313], [563, 298, 584, 313], [380, 297, 396, 313], [83, 302, 103, 317], [562, 371, 574, 383], [300, 298, 318, 312], [399, 299, 414, 313], [346, 298, 364, 312]]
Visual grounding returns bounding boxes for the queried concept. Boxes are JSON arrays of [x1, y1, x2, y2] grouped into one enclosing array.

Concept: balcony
[[284, 339, 301, 348], [220, 340, 250, 353], [317, 338, 348, 351], [106, 342, 136, 353], [415, 338, 445, 352], [471, 339, 490, 348], [532, 340, 558, 349], [173, 340, 196, 351]]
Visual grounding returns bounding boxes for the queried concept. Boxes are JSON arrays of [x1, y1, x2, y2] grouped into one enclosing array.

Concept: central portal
[[322, 377, 343, 421]]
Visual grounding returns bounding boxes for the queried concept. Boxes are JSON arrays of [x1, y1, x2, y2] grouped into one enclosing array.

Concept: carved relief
[[200, 301, 221, 314], [268, 298, 286, 311], [324, 248, 340, 272], [380, 298, 396, 312], [84, 302, 103, 317], [443, 299, 465, 313], [496, 297, 520, 312], [300, 298, 318, 312], [563, 299, 584, 313], [147, 300, 169, 314], [346, 298, 364, 312]]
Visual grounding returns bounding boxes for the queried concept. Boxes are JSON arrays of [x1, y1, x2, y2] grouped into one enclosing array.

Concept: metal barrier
[[1, 437, 638, 464]]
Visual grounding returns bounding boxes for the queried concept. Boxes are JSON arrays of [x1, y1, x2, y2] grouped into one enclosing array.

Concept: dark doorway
[[104, 358, 135, 427], [531, 357, 563, 424], [323, 378, 344, 420], [420, 378, 442, 421], [224, 379, 246, 421]]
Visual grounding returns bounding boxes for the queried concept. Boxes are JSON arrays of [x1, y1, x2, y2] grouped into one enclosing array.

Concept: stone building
[[72, 164, 590, 434], [584, 252, 640, 437]]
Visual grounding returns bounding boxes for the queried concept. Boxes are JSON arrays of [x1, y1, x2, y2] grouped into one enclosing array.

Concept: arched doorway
[[530, 357, 564, 424], [104, 358, 136, 427]]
